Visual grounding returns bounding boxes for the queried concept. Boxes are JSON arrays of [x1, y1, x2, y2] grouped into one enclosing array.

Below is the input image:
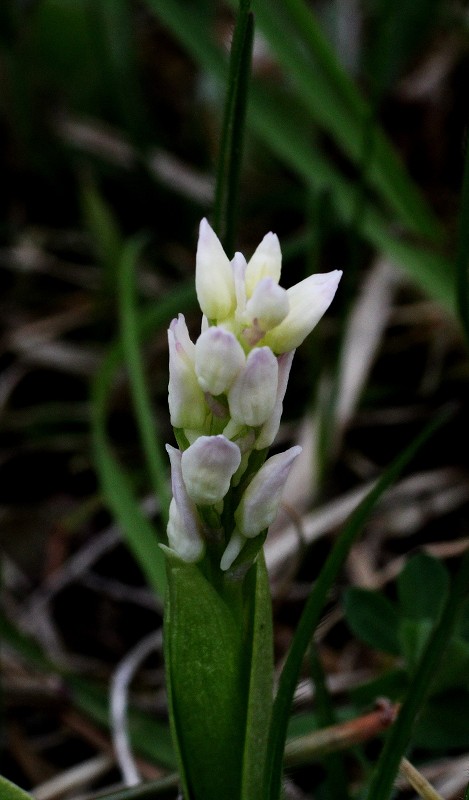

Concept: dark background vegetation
[[1, 1, 469, 798]]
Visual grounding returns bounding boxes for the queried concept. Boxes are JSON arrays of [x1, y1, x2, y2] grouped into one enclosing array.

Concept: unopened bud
[[196, 219, 236, 321], [228, 347, 278, 427], [167, 498, 205, 562], [235, 445, 302, 537], [168, 315, 207, 430], [245, 232, 282, 298], [195, 326, 246, 396], [166, 445, 204, 562], [181, 435, 241, 505]]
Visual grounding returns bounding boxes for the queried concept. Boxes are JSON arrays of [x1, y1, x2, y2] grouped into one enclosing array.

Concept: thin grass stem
[[213, 0, 253, 254]]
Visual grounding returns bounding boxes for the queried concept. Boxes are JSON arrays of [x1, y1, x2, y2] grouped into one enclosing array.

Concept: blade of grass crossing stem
[[364, 547, 469, 800], [118, 238, 171, 522], [309, 646, 350, 800], [264, 408, 452, 800], [213, 0, 253, 254], [92, 350, 167, 599], [143, 0, 455, 313], [456, 138, 469, 344], [91, 282, 197, 601]]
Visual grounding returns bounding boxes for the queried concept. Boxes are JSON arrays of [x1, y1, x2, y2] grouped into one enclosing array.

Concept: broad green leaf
[[397, 552, 449, 622], [350, 668, 408, 706], [241, 554, 273, 800], [343, 587, 400, 655], [0, 776, 34, 800], [400, 619, 469, 693], [164, 549, 245, 800], [365, 548, 469, 800], [413, 691, 469, 749]]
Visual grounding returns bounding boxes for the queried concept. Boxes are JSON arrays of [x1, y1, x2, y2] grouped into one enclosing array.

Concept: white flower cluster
[[166, 219, 341, 570]]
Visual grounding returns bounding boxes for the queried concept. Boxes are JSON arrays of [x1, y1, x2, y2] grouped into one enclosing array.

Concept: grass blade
[[213, 0, 253, 254], [264, 408, 452, 800], [118, 237, 171, 522], [143, 0, 455, 314], [364, 546, 469, 800], [91, 282, 197, 601], [456, 138, 469, 344], [233, 0, 441, 240]]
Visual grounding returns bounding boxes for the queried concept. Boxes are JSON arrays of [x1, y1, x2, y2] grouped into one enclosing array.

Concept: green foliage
[[0, 776, 34, 800], [343, 588, 401, 655], [343, 553, 469, 701]]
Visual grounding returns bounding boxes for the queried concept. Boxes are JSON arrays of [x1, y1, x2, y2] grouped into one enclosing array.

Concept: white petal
[[220, 530, 245, 571], [245, 232, 282, 297], [196, 219, 236, 320], [195, 326, 246, 395], [167, 498, 204, 562], [235, 445, 302, 537], [168, 316, 207, 430], [256, 350, 295, 449], [228, 347, 278, 427], [265, 270, 342, 353], [181, 435, 241, 505]]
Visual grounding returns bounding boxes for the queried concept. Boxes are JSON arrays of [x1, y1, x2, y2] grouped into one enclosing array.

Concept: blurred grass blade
[[233, 0, 440, 240], [455, 138, 469, 344], [264, 408, 451, 800], [91, 283, 197, 601], [365, 546, 469, 800], [90, 774, 179, 799], [143, 0, 454, 314], [213, 0, 253, 254], [81, 179, 123, 292], [92, 352, 167, 600], [309, 646, 349, 799], [118, 238, 171, 521], [0, 776, 34, 800]]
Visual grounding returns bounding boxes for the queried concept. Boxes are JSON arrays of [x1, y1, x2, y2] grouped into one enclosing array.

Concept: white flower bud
[[181, 435, 241, 506], [220, 530, 245, 571], [168, 315, 207, 430], [196, 218, 236, 321], [244, 277, 289, 341], [245, 232, 282, 298], [228, 347, 278, 427], [256, 350, 295, 449], [264, 271, 342, 354], [235, 445, 302, 537], [167, 498, 205, 562], [195, 326, 246, 395], [166, 445, 204, 561]]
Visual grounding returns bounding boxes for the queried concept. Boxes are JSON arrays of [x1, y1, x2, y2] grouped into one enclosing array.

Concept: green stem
[[213, 0, 253, 255]]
